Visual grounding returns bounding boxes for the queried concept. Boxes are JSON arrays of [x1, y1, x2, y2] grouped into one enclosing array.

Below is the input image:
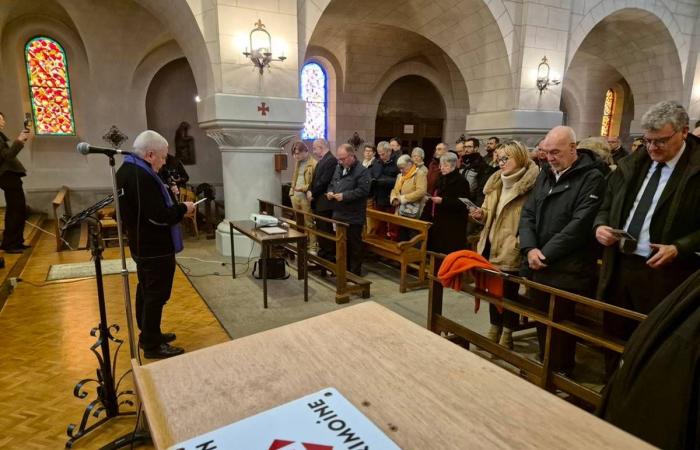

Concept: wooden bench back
[[258, 199, 370, 303], [52, 186, 71, 251], [426, 251, 645, 409], [365, 208, 431, 234]]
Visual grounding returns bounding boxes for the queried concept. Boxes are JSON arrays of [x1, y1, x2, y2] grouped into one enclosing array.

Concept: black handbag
[[252, 257, 289, 280]]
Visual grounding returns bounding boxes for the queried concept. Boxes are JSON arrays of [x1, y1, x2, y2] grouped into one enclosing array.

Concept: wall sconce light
[[242, 19, 287, 74], [536, 56, 560, 93]]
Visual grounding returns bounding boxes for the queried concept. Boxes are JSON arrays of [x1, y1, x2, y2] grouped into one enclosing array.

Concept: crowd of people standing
[[288, 100, 700, 377]]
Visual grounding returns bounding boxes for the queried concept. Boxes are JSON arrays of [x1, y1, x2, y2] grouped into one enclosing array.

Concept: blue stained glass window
[[301, 62, 327, 140]]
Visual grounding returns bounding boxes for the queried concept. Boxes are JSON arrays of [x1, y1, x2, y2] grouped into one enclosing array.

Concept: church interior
[[1, 0, 700, 449]]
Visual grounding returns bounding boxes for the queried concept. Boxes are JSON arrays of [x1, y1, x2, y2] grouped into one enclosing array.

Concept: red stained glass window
[[25, 37, 75, 135]]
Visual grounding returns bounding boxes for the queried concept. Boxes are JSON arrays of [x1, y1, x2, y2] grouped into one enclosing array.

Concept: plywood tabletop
[[133, 302, 652, 450]]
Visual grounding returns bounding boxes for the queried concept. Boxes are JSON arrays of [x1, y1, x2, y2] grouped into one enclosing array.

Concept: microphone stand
[[64, 154, 150, 449], [100, 154, 150, 449]]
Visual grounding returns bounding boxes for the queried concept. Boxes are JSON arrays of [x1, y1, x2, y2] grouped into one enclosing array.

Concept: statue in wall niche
[[175, 121, 196, 165]]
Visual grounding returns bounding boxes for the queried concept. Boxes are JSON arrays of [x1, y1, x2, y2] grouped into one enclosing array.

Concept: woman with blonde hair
[[469, 140, 539, 348]]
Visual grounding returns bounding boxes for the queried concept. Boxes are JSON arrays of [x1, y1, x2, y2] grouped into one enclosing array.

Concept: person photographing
[[0, 112, 31, 253]]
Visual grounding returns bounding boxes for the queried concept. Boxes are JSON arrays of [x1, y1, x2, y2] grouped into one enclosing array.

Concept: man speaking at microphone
[[116, 130, 195, 359]]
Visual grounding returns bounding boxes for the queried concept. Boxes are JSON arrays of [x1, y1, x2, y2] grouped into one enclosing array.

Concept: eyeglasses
[[497, 156, 510, 164], [643, 130, 678, 148]]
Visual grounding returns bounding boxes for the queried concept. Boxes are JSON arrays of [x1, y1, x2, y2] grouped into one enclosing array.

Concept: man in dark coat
[[460, 138, 495, 207], [428, 152, 470, 254], [598, 269, 700, 450], [117, 130, 195, 359], [327, 144, 370, 275], [372, 141, 400, 239], [0, 112, 31, 253], [308, 139, 337, 260], [519, 125, 606, 373], [594, 101, 700, 374], [606, 135, 629, 165]]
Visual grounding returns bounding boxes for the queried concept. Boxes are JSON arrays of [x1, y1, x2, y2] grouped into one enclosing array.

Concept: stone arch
[[132, 0, 216, 99], [302, 0, 514, 113], [145, 57, 221, 184], [132, 40, 185, 101], [568, 2, 687, 76], [563, 8, 683, 134]]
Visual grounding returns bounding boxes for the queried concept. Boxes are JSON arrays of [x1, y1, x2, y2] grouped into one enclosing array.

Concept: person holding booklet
[[469, 141, 539, 348], [594, 101, 700, 376]]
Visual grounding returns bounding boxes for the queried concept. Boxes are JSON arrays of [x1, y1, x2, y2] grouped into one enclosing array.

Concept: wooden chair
[[179, 186, 198, 238]]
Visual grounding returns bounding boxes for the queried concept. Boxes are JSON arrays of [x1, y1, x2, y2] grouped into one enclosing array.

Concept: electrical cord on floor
[[13, 277, 94, 288], [176, 242, 258, 277], [24, 220, 75, 251]]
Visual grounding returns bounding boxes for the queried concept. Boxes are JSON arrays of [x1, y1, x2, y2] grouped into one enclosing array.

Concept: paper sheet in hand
[[458, 197, 478, 210], [259, 226, 288, 235], [168, 388, 402, 450]]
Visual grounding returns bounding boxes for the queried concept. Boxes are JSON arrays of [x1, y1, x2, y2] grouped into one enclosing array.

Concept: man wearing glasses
[[595, 101, 700, 375]]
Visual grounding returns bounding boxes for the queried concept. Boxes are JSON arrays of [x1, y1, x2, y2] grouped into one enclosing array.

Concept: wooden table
[[132, 302, 651, 450], [229, 220, 308, 308]]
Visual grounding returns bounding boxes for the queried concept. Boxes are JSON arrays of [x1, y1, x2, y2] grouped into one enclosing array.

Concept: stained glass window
[[301, 62, 327, 140], [25, 37, 75, 135], [600, 88, 615, 137]]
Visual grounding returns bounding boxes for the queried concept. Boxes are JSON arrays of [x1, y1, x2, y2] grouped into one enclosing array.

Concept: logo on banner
[[268, 440, 333, 450]]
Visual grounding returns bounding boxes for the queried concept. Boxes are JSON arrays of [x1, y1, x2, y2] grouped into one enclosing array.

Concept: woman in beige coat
[[469, 141, 538, 349]]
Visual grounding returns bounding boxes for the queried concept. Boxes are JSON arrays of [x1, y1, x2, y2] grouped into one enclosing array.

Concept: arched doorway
[[145, 58, 221, 184], [375, 75, 446, 158]]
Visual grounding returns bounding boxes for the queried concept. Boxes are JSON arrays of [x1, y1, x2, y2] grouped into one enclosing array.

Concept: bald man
[[519, 125, 606, 373]]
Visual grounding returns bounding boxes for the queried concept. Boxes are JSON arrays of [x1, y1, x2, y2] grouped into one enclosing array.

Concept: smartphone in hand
[[23, 113, 31, 131], [610, 229, 636, 241]]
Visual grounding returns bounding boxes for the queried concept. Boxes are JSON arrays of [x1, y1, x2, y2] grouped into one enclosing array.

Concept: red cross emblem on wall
[[258, 102, 270, 116]]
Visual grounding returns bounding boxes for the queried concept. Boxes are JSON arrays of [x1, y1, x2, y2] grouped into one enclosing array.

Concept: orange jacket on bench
[[437, 250, 503, 312]]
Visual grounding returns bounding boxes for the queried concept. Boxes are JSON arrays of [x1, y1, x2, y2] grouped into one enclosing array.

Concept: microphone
[[77, 142, 132, 156]]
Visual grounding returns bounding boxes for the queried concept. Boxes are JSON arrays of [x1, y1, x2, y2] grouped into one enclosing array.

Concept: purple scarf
[[123, 154, 184, 253]]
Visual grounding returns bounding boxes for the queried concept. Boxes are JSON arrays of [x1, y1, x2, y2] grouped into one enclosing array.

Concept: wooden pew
[[426, 251, 646, 409], [51, 186, 71, 251], [363, 208, 431, 293], [258, 199, 371, 304]]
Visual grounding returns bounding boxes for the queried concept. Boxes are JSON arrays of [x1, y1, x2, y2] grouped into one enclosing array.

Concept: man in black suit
[[595, 101, 700, 373], [308, 138, 337, 260]]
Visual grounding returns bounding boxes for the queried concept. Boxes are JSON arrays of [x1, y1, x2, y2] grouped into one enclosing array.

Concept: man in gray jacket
[[327, 144, 370, 275]]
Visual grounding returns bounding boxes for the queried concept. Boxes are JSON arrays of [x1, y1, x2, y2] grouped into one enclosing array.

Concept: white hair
[[133, 130, 168, 157], [440, 152, 458, 168], [377, 141, 391, 153], [411, 147, 425, 159], [396, 154, 413, 168]]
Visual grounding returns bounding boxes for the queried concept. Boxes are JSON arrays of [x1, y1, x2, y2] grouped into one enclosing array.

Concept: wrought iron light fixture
[[242, 19, 287, 74], [536, 56, 560, 93]]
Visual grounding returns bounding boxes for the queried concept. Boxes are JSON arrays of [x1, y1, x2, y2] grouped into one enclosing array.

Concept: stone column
[[200, 94, 304, 256]]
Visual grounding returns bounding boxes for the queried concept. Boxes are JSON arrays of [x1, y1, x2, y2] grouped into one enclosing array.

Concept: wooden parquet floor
[[0, 224, 230, 449]]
